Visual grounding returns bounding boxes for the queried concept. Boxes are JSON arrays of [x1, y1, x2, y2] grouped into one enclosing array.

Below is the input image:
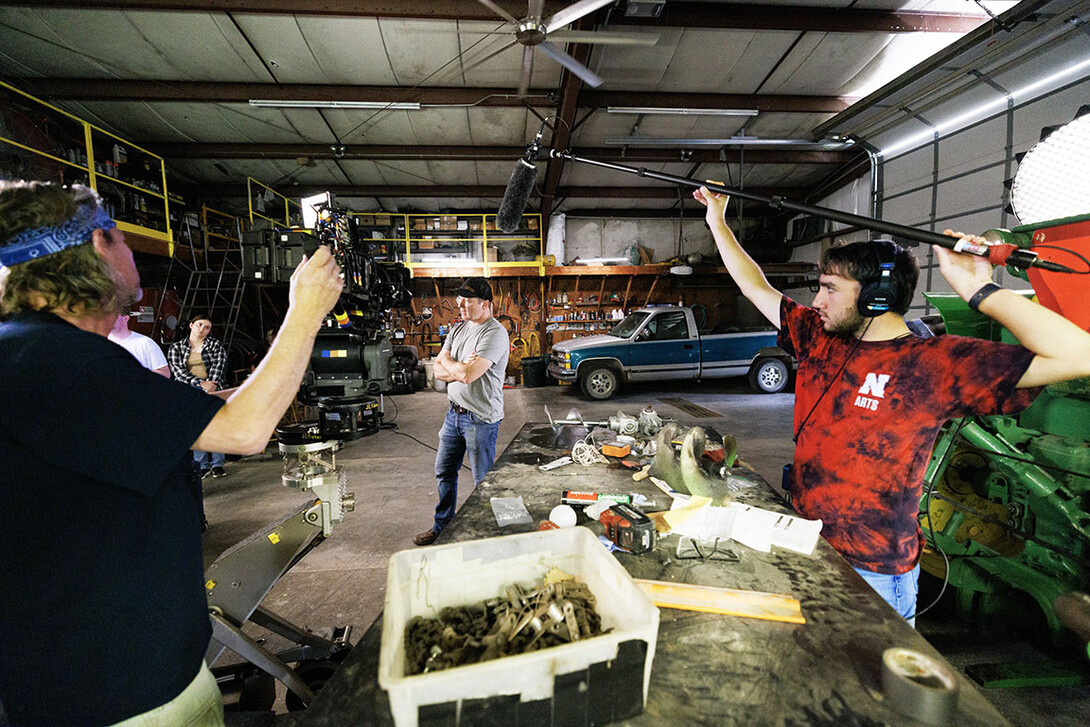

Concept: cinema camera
[[241, 197, 412, 532], [204, 199, 416, 708]]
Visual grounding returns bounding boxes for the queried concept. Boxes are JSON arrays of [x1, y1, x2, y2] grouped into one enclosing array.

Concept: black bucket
[[521, 355, 551, 388]]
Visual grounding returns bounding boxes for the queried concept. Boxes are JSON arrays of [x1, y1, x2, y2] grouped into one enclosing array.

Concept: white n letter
[[859, 373, 890, 398]]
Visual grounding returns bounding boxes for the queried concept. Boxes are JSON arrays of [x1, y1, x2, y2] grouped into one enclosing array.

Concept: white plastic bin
[[378, 527, 660, 727]]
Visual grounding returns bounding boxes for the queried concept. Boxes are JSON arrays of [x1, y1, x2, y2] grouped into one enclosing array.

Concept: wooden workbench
[[288, 422, 1009, 726]]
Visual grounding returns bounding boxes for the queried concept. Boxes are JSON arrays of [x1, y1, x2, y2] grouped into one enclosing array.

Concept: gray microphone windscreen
[[497, 160, 537, 233]]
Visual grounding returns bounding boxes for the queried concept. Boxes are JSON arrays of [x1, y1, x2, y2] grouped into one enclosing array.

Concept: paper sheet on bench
[[668, 500, 822, 556]]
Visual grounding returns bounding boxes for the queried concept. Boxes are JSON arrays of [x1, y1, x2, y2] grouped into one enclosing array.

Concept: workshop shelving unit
[[543, 266, 673, 346], [0, 80, 172, 249], [348, 212, 401, 260], [398, 213, 544, 277], [204, 205, 245, 252]]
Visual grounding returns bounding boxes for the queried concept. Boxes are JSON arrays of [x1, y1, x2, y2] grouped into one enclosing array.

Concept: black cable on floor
[[390, 427, 471, 473]]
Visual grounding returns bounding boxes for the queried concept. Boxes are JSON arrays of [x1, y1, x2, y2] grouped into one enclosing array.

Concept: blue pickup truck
[[547, 306, 793, 400]]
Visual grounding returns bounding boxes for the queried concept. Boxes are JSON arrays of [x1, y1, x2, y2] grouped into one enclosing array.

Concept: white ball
[[549, 504, 578, 528]]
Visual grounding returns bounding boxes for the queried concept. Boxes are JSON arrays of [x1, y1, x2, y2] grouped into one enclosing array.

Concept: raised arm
[[693, 186, 783, 328], [936, 232, 1090, 388], [192, 247, 343, 454]]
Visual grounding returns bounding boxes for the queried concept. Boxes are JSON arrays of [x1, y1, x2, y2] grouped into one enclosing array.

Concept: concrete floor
[[201, 378, 1089, 726]]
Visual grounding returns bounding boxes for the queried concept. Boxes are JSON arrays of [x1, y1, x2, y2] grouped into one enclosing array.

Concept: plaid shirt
[[167, 336, 227, 388]]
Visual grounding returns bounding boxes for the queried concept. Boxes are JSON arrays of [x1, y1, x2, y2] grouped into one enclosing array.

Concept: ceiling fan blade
[[545, 0, 614, 31], [476, 0, 521, 25], [450, 37, 523, 82], [517, 45, 534, 97], [538, 40, 603, 87], [549, 30, 659, 45]]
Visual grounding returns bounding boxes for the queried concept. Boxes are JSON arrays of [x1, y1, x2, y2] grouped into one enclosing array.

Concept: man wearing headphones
[[695, 186, 1090, 623]]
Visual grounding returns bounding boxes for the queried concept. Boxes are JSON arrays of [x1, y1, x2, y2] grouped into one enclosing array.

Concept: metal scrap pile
[[404, 571, 608, 675]]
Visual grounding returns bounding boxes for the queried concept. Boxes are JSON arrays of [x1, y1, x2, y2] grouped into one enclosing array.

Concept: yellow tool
[[633, 579, 805, 624]]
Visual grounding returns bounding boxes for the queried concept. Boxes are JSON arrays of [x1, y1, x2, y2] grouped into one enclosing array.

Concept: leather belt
[[450, 401, 470, 415]]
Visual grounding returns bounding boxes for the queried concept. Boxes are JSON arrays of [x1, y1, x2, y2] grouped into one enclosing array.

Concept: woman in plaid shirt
[[168, 314, 229, 478]]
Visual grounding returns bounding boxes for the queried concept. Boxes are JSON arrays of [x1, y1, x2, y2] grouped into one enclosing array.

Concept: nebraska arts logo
[[854, 372, 890, 411]]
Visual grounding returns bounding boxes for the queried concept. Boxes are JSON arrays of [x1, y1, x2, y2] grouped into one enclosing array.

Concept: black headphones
[[856, 240, 900, 317]]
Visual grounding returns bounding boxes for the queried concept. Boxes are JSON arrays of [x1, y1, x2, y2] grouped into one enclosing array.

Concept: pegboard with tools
[[389, 276, 546, 381]]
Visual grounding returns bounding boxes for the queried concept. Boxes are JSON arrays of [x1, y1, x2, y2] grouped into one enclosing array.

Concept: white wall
[[558, 216, 718, 265]]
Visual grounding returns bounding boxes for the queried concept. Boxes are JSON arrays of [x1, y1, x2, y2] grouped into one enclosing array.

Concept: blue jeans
[[433, 406, 501, 532], [194, 450, 225, 471], [854, 564, 921, 626]]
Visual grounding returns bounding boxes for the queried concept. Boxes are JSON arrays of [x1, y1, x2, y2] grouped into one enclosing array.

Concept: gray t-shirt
[[442, 316, 509, 423]]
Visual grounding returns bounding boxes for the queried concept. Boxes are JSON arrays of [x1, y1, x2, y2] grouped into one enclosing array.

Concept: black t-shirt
[[0, 311, 225, 725]]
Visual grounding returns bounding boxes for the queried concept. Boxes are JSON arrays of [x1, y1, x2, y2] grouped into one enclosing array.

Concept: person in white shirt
[[109, 313, 170, 377]]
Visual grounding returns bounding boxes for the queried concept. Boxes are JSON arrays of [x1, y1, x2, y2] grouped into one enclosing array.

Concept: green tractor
[[919, 213, 1090, 664]]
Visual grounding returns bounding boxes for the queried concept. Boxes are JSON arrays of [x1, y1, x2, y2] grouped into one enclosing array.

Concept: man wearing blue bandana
[[0, 181, 344, 726]]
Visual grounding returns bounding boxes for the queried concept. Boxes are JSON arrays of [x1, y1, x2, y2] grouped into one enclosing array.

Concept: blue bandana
[[0, 204, 117, 267]]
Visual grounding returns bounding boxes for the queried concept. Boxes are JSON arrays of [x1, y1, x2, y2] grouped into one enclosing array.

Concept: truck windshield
[[610, 312, 649, 338]]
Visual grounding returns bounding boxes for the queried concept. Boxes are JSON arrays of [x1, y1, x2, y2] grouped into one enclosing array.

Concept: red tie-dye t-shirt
[[778, 297, 1040, 574]]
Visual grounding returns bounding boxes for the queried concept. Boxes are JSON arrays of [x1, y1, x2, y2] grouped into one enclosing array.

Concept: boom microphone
[[549, 149, 1079, 274], [497, 121, 547, 233]]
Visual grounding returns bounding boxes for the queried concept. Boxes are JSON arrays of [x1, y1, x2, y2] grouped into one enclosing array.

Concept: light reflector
[[1011, 113, 1090, 226]]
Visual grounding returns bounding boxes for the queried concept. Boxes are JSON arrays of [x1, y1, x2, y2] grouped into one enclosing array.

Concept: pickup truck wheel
[[749, 357, 789, 394], [580, 366, 619, 400]]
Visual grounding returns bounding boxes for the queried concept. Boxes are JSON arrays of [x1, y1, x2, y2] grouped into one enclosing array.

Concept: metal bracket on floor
[[210, 609, 316, 707], [204, 501, 352, 710]]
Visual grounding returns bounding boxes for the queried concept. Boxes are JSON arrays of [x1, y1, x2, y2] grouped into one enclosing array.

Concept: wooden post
[[644, 277, 659, 307]]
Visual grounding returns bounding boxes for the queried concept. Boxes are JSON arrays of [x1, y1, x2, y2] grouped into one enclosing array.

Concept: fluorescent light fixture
[[604, 136, 855, 148], [575, 257, 630, 265], [249, 99, 421, 110], [879, 54, 1090, 158], [607, 107, 759, 117]]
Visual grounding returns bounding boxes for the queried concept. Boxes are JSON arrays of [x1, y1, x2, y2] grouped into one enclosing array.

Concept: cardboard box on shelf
[[527, 217, 538, 230], [413, 219, 426, 231], [374, 214, 391, 225]]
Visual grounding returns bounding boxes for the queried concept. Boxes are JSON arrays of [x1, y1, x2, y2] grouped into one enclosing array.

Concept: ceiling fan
[[470, 0, 658, 96]]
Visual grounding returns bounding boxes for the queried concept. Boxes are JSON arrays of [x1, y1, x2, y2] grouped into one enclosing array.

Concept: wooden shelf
[[547, 264, 672, 275], [1, 81, 173, 245]]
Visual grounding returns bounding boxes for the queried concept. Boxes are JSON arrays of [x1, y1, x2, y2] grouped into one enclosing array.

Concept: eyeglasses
[[676, 537, 739, 562]]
